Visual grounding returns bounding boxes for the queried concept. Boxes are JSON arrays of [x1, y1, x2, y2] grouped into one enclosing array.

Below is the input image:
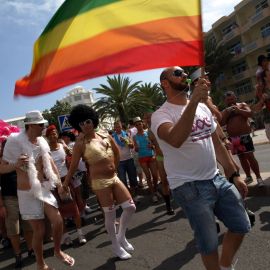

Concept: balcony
[[232, 69, 251, 83], [245, 41, 258, 53], [249, 7, 270, 27], [223, 27, 241, 42]]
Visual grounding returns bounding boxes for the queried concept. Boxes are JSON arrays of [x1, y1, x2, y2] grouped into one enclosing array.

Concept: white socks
[[117, 200, 136, 252], [103, 205, 131, 260]]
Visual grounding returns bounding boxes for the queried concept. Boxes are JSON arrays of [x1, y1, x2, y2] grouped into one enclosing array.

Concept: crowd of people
[[0, 54, 269, 270]]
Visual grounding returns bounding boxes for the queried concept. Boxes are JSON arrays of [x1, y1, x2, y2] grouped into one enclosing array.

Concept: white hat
[[24, 110, 48, 125], [133, 116, 142, 123]]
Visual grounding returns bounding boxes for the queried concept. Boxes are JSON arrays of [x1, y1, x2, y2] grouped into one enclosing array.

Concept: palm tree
[[135, 82, 166, 110], [204, 36, 233, 107], [93, 75, 142, 125]]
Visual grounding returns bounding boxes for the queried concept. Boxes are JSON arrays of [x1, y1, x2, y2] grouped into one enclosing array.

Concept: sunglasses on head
[[79, 119, 93, 127], [172, 69, 186, 78]]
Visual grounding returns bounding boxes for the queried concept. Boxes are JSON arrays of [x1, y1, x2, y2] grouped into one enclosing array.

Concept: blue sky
[[0, 0, 242, 120]]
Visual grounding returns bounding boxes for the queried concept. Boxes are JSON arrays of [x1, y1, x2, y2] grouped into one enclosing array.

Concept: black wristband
[[228, 171, 240, 183]]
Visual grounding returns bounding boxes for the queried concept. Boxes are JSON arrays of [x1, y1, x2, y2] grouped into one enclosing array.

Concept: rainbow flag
[[15, 0, 203, 97]]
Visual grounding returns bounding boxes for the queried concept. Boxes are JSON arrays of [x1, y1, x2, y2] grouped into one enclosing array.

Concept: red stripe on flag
[[15, 40, 203, 97]]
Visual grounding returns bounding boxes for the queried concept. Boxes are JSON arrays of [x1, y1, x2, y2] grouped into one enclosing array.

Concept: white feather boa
[[17, 132, 60, 200]]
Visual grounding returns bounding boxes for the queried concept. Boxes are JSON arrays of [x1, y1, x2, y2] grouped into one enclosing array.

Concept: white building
[[60, 86, 95, 107], [4, 116, 25, 129]]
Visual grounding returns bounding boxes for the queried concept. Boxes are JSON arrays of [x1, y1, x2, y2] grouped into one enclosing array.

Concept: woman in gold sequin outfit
[[62, 105, 136, 260]]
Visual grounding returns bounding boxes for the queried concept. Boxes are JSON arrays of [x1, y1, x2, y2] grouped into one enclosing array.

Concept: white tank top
[[50, 144, 68, 178]]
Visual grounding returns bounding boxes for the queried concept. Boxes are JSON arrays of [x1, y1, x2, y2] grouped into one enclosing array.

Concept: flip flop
[[55, 253, 75, 267]]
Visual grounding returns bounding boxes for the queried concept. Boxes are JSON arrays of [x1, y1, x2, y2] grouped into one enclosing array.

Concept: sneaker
[[78, 234, 87, 245], [244, 176, 253, 184], [14, 253, 22, 269], [151, 194, 158, 203], [257, 178, 265, 187]]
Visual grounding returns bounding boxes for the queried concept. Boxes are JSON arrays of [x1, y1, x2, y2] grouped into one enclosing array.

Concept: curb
[[254, 141, 269, 146]]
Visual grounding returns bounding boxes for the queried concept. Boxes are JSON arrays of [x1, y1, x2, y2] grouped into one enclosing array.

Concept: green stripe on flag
[[41, 0, 119, 36]]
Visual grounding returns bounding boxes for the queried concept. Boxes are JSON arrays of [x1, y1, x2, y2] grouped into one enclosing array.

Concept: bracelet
[[228, 171, 240, 183]]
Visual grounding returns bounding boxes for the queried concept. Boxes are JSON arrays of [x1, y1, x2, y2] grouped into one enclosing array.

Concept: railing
[[233, 69, 251, 82], [223, 27, 240, 42], [245, 41, 257, 53]]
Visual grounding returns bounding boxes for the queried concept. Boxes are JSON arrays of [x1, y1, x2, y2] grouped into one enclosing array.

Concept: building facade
[[205, 0, 270, 103], [60, 86, 95, 107]]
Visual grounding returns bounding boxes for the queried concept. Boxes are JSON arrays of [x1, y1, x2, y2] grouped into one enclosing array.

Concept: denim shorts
[[172, 174, 251, 255]]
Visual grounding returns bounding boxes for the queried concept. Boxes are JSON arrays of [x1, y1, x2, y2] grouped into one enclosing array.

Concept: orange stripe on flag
[[15, 40, 203, 96]]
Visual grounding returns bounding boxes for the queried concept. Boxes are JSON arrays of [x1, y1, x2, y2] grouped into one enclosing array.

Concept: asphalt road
[[1, 145, 270, 270]]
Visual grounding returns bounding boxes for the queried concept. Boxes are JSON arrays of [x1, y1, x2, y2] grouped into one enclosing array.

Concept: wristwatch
[[228, 171, 240, 183]]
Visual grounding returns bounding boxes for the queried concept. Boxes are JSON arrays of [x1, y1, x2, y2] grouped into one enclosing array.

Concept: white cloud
[[0, 0, 65, 26], [201, 0, 243, 31], [0, 0, 243, 31]]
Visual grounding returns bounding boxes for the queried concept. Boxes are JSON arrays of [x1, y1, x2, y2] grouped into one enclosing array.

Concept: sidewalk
[[251, 128, 269, 146], [239, 129, 270, 194]]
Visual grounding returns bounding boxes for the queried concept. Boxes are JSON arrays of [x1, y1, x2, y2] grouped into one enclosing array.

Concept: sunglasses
[[172, 69, 186, 78], [33, 123, 45, 127], [79, 119, 93, 127]]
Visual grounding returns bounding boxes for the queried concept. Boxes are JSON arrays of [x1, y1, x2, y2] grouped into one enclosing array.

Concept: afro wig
[[69, 104, 99, 132]]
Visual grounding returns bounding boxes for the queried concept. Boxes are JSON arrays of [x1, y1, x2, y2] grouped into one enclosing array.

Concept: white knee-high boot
[[103, 205, 131, 260], [117, 199, 136, 252]]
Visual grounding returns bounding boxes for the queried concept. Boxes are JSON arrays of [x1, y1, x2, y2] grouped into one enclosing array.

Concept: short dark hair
[[258, 55, 267, 66], [60, 131, 76, 141], [69, 104, 99, 132]]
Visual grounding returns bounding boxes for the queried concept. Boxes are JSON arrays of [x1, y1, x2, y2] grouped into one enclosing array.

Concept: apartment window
[[232, 61, 247, 75], [228, 41, 242, 55], [235, 80, 252, 96], [83, 93, 90, 100], [74, 95, 82, 101], [222, 22, 238, 35], [255, 0, 269, 13], [208, 35, 217, 47], [261, 23, 270, 38]]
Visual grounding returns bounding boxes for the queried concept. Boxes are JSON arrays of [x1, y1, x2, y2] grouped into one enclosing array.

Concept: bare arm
[[63, 141, 83, 188], [133, 135, 139, 152], [212, 131, 248, 198], [0, 160, 16, 174], [0, 157, 25, 174], [233, 103, 253, 118], [110, 136, 120, 168], [204, 97, 222, 123]]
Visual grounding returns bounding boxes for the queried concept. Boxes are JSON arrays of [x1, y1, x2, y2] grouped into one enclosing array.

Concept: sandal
[[55, 252, 75, 267]]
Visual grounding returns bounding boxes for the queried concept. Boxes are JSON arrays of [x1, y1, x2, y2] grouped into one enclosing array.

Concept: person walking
[[2, 111, 74, 270], [62, 105, 136, 260], [151, 67, 250, 270]]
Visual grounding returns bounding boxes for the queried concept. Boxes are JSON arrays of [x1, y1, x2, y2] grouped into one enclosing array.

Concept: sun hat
[[24, 110, 48, 125], [133, 116, 142, 123]]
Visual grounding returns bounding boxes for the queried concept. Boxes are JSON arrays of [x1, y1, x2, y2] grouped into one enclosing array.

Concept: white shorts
[[17, 188, 58, 220]]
